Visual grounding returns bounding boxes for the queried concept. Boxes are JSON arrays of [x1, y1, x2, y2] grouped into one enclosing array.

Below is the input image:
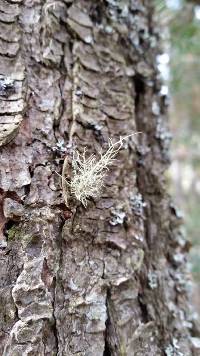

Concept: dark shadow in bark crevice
[[103, 291, 112, 356]]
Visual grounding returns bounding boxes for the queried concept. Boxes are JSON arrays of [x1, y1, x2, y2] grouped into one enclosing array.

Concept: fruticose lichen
[[62, 134, 140, 207]]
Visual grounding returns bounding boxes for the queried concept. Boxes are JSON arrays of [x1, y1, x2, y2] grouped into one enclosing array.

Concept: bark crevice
[[52, 276, 59, 356], [103, 289, 112, 356]]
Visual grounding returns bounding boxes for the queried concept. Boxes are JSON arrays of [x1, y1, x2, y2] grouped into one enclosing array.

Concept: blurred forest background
[[155, 0, 200, 309]]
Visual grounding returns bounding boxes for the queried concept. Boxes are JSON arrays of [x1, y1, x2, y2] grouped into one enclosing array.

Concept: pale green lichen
[[7, 226, 21, 241], [62, 133, 140, 207], [7, 225, 32, 246]]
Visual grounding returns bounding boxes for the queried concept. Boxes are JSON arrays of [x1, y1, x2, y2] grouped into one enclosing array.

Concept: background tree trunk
[[0, 0, 199, 355]]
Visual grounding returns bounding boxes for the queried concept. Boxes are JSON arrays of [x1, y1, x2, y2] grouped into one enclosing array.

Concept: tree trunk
[[0, 0, 199, 355]]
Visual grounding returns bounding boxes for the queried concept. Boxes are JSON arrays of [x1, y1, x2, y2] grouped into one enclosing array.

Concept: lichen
[[130, 193, 146, 216], [148, 271, 158, 289], [7, 225, 32, 246], [109, 206, 126, 226], [165, 338, 184, 356], [62, 134, 140, 207], [7, 226, 21, 241]]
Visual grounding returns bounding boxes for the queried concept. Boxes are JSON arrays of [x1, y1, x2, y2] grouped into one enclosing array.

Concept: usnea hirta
[[61, 133, 141, 207]]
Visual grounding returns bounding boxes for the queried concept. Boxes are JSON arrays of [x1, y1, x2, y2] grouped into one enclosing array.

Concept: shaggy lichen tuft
[[62, 133, 140, 207]]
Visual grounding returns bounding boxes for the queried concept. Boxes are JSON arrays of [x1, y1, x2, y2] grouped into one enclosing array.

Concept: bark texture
[[0, 0, 199, 355]]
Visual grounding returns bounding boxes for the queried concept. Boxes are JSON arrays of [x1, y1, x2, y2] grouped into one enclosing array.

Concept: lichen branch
[[62, 133, 141, 207]]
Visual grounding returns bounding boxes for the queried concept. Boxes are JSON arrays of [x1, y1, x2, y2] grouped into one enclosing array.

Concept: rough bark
[[0, 0, 199, 355]]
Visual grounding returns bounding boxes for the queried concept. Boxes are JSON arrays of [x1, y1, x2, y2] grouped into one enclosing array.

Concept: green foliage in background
[[155, 0, 200, 282], [156, 0, 200, 95]]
